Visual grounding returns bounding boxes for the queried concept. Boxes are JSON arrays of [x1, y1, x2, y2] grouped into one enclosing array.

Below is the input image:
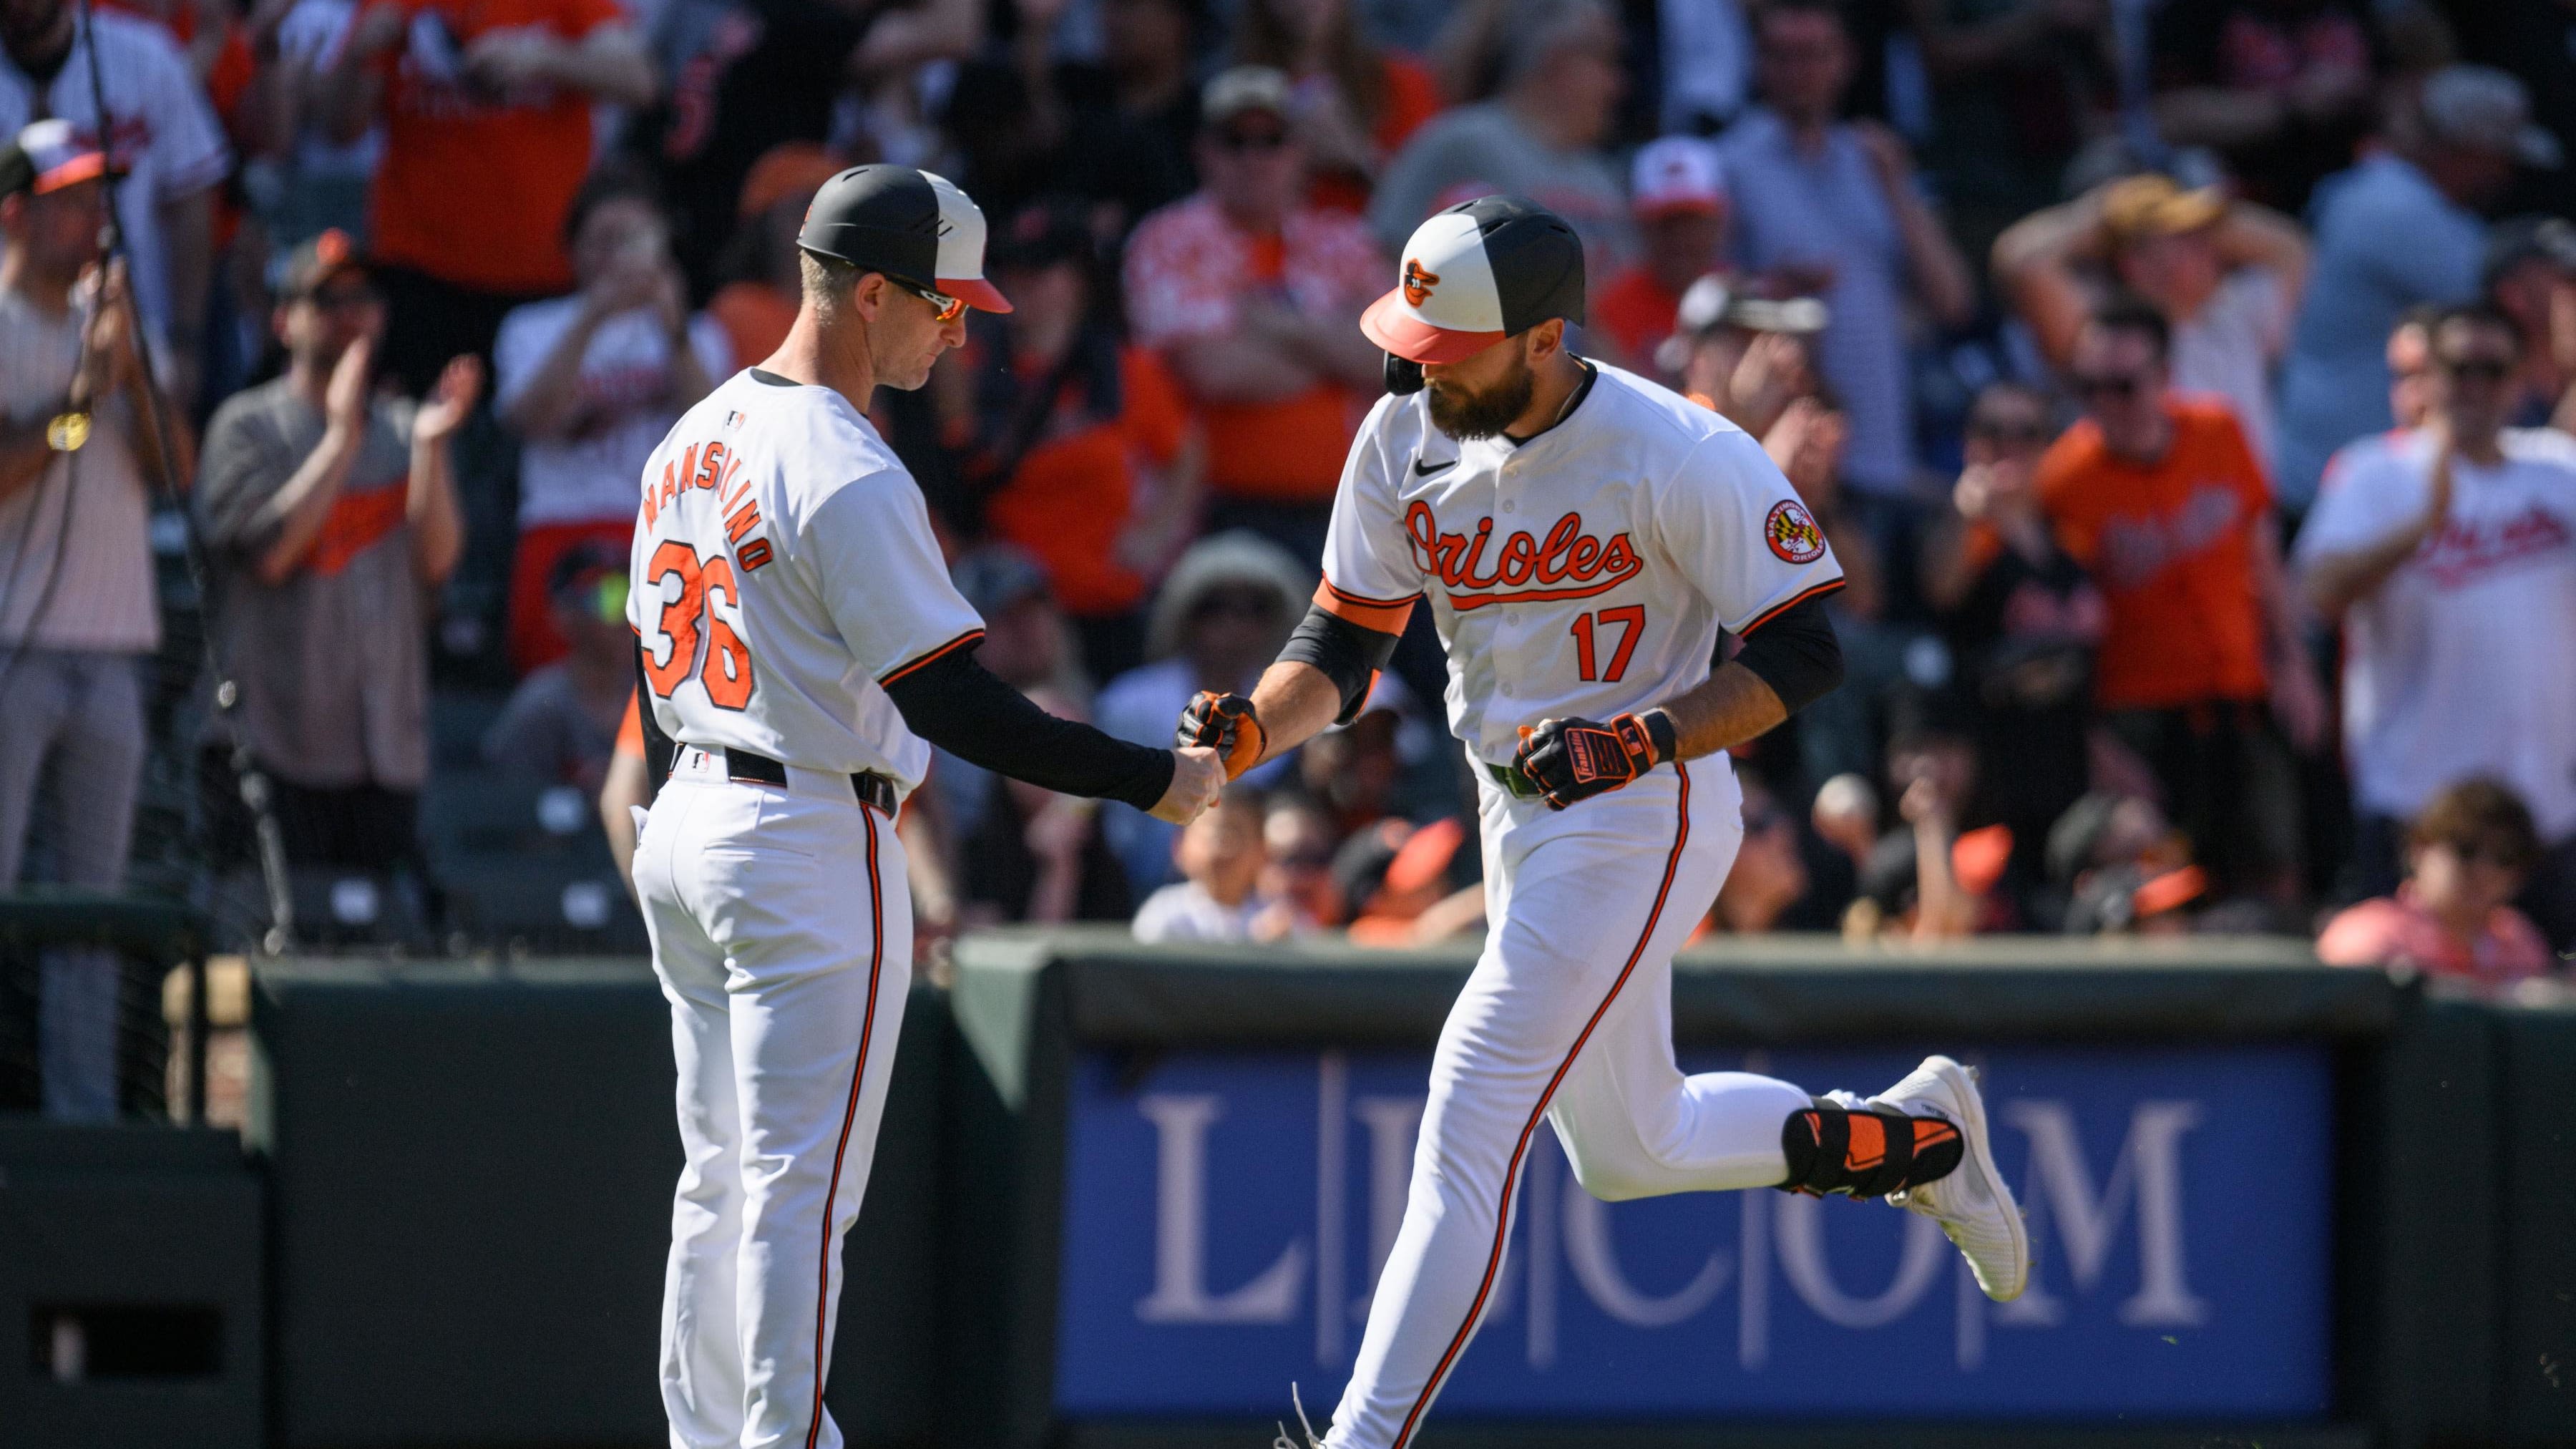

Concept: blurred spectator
[[2274, 66, 2552, 508], [2037, 298, 2324, 906], [1923, 381, 2104, 893], [2147, 0, 2375, 215], [0, 0, 228, 409], [482, 541, 630, 789], [2047, 789, 2197, 933], [600, 692, 651, 887], [268, 0, 385, 245], [1048, 0, 1208, 230], [1756, 394, 1900, 788], [1903, 0, 2117, 263], [1657, 0, 1750, 135], [2443, 0, 2576, 220], [1591, 136, 1731, 374], [1704, 779, 1810, 935], [1663, 276, 1825, 438], [2479, 216, 2576, 429], [495, 167, 727, 673], [1843, 697, 2011, 939], [1993, 175, 2308, 469], [705, 144, 844, 372], [629, 0, 872, 290], [2384, 303, 2436, 429], [927, 544, 1091, 844], [1097, 530, 1306, 892], [1343, 814, 1481, 945], [2317, 778, 2557, 985], [1123, 67, 1383, 563], [1288, 678, 1413, 841], [1262, 794, 1343, 924], [1231, 0, 1443, 214], [319, 0, 655, 394], [0, 126, 160, 1121], [2296, 304, 2576, 946], [196, 229, 477, 871], [1368, 0, 1631, 273], [1721, 0, 1976, 505], [960, 197, 1201, 684], [1132, 784, 1303, 942], [962, 687, 1136, 924]]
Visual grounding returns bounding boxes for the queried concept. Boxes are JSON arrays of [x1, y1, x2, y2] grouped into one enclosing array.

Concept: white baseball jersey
[[1319, 361, 1845, 764], [626, 369, 984, 791]]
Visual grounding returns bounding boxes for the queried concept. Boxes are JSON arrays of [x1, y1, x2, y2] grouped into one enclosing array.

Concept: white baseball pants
[[1325, 759, 1815, 1449], [634, 747, 913, 1449]]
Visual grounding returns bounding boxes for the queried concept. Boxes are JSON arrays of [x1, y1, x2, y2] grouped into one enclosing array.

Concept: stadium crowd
[[4, 0, 2575, 1070]]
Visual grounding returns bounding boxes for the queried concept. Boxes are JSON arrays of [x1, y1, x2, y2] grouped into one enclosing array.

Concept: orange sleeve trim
[[879, 628, 986, 686], [1738, 575, 1846, 636], [1315, 578, 1420, 633]]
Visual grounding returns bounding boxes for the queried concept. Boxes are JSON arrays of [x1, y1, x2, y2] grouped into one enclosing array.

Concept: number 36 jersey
[[1317, 361, 1845, 766], [626, 369, 985, 791]]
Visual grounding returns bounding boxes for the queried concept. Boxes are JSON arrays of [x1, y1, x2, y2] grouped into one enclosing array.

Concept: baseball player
[[626, 165, 1224, 1449], [1177, 198, 2030, 1449]]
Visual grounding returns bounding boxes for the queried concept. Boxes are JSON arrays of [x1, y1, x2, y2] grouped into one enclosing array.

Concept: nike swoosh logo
[[1413, 457, 1456, 477]]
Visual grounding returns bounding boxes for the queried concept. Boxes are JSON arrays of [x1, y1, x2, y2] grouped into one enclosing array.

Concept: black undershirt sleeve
[[883, 647, 1175, 811], [1277, 605, 1403, 726], [1732, 592, 1844, 715]]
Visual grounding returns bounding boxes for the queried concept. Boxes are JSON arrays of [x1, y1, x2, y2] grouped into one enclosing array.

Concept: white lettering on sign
[[1773, 1195, 1949, 1328], [1563, 1183, 1733, 1327], [1999, 1100, 2210, 1328], [1135, 1094, 1307, 1324]]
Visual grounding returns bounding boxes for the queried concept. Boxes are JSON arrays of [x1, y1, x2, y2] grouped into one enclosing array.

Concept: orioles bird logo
[[1402, 259, 1440, 307], [1764, 499, 1828, 564]]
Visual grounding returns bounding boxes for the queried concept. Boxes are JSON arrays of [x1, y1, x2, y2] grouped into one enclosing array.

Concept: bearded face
[[1424, 346, 1536, 440]]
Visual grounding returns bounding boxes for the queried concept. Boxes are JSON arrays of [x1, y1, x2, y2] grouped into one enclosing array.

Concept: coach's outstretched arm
[[885, 648, 1224, 823]]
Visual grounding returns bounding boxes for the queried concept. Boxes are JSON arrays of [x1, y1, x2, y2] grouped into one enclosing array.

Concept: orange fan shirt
[[2036, 397, 2273, 711], [1591, 265, 1682, 371], [982, 346, 1191, 618], [366, 0, 624, 295]]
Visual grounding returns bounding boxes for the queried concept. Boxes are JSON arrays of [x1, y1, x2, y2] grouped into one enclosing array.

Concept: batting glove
[[1177, 691, 1267, 781], [1514, 711, 1675, 810]]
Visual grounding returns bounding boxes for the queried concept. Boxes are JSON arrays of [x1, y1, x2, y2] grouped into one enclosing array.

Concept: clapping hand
[[414, 353, 484, 445]]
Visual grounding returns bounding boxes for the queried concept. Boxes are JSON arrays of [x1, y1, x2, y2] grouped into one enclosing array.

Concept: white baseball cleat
[[1871, 1054, 2028, 1302], [1272, 1383, 1324, 1449]]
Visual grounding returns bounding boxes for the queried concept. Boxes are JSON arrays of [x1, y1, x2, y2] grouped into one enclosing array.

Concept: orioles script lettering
[[1405, 501, 1643, 610]]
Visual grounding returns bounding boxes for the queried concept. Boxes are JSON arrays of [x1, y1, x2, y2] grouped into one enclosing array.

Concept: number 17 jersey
[[626, 369, 986, 791], [1318, 361, 1845, 766]]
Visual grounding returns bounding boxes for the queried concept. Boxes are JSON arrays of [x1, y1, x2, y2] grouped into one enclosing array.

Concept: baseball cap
[[1202, 65, 1292, 129], [797, 164, 1013, 313], [988, 196, 1096, 273], [2098, 173, 2225, 242], [0, 118, 107, 199], [950, 543, 1053, 620], [1362, 196, 1586, 364], [2483, 215, 2576, 287], [2420, 65, 2562, 168], [279, 228, 372, 298], [1630, 136, 1727, 220]]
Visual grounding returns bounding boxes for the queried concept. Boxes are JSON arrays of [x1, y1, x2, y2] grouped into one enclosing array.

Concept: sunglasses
[[2072, 373, 2145, 401], [897, 280, 966, 323], [1216, 127, 1289, 153], [2436, 358, 2512, 383]]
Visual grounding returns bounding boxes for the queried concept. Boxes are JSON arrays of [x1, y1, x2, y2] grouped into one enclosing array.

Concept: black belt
[[1485, 761, 1543, 799], [716, 746, 896, 815]]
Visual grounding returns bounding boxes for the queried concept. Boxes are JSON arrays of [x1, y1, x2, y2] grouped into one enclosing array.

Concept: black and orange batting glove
[[1177, 691, 1267, 781], [1513, 711, 1675, 810]]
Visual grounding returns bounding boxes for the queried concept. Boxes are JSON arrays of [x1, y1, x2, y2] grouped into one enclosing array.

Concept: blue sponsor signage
[[1054, 1045, 2331, 1420]]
